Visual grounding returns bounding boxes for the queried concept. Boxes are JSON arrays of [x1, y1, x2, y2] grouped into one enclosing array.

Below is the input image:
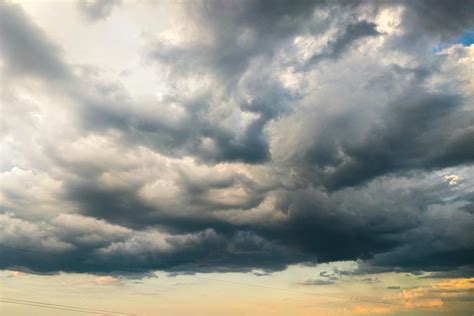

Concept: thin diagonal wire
[[0, 297, 136, 315], [0, 298, 122, 315]]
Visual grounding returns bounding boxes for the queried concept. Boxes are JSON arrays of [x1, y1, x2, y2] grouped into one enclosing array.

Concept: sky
[[0, 0, 473, 315]]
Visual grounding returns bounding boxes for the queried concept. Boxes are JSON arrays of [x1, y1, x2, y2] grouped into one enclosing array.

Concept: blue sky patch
[[432, 27, 474, 52]]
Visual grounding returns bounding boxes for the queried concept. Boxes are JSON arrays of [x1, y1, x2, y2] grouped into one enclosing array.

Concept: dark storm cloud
[[423, 266, 474, 279], [364, 206, 474, 273], [380, 0, 474, 56], [0, 213, 308, 274], [76, 95, 270, 164], [163, 0, 323, 81], [75, 78, 281, 163], [400, 0, 474, 39], [62, 181, 159, 229], [54, 158, 469, 275], [60, 174, 265, 232], [4, 170, 472, 275], [77, 0, 121, 21], [79, 0, 370, 164], [460, 195, 474, 215], [141, 0, 370, 163], [256, 184, 425, 263], [1, 0, 474, 277], [0, 1, 70, 80], [244, 174, 474, 274], [303, 20, 379, 69], [301, 91, 474, 190], [148, 0, 372, 86], [141, 0, 330, 162]]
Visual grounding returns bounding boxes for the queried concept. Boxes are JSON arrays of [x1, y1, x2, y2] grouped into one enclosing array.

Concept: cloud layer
[[1, 0, 473, 277]]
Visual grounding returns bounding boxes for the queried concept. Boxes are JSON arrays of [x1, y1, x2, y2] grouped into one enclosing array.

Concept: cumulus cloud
[[0, 0, 473, 277]]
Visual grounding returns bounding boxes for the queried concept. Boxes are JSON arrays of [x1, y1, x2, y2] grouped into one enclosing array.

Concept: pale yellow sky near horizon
[[2, 264, 474, 315]]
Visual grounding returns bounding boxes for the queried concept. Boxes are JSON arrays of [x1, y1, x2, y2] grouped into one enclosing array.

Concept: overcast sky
[[1, 0, 474, 315]]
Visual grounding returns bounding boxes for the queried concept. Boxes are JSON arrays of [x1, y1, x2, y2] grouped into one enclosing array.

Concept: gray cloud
[[303, 91, 473, 190], [0, 213, 307, 274], [77, 0, 121, 21], [0, 1, 70, 80], [1, 0, 473, 277], [400, 0, 474, 39], [300, 279, 336, 286], [303, 20, 380, 69]]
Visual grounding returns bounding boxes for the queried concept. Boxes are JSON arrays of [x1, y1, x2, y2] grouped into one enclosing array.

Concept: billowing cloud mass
[[1, 0, 473, 278]]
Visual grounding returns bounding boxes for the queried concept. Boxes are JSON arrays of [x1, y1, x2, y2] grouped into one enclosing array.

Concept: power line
[[1, 299, 108, 315], [0, 297, 136, 315], [0, 298, 136, 315]]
